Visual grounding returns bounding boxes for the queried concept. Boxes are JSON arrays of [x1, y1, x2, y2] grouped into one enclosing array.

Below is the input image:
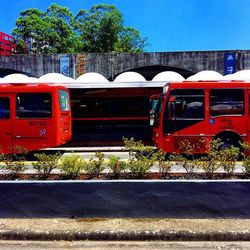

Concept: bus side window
[[16, 93, 52, 118], [166, 89, 205, 120], [163, 89, 204, 134], [0, 98, 10, 119], [210, 89, 244, 117]]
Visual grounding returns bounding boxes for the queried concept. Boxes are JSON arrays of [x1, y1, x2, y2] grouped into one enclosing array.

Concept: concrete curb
[[0, 230, 250, 241]]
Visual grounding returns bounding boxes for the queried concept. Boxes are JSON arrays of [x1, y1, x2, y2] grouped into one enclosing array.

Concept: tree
[[12, 4, 148, 54], [14, 39, 29, 54], [12, 4, 79, 54], [12, 9, 52, 54], [115, 27, 148, 52], [45, 4, 79, 53], [75, 4, 148, 53]]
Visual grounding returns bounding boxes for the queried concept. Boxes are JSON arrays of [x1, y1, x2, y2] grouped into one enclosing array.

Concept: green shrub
[[196, 139, 222, 178], [197, 156, 219, 178], [58, 154, 85, 179], [170, 154, 198, 176], [107, 155, 127, 177], [32, 152, 62, 176], [127, 157, 154, 178], [155, 149, 173, 175], [2, 146, 28, 177], [240, 142, 250, 174], [173, 140, 198, 175], [243, 158, 250, 174], [219, 146, 240, 175], [123, 137, 155, 160], [84, 152, 105, 176], [123, 137, 156, 178]]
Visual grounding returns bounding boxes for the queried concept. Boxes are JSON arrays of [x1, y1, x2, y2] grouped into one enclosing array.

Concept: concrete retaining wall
[[0, 180, 250, 218]]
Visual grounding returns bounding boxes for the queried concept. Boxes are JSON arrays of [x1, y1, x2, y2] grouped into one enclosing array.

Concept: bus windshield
[[59, 90, 70, 111]]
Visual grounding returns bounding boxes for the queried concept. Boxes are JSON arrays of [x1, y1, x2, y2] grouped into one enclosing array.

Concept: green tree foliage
[[74, 5, 123, 52], [45, 4, 79, 53], [12, 4, 148, 54], [115, 27, 148, 52], [12, 8, 51, 54]]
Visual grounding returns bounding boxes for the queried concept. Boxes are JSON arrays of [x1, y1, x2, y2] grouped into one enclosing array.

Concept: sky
[[0, 0, 250, 52]]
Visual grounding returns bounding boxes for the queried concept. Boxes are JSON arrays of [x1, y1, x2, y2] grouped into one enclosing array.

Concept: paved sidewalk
[[0, 218, 250, 241]]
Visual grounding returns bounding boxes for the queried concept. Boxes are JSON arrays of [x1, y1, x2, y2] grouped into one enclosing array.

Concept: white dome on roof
[[232, 70, 250, 80], [39, 73, 74, 83], [2, 73, 30, 83], [152, 71, 185, 82], [23, 77, 39, 83], [114, 72, 146, 82], [76, 72, 108, 83], [186, 70, 223, 81], [223, 74, 236, 80]]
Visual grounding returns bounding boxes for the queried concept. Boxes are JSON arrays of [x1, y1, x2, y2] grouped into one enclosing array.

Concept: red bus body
[[153, 81, 250, 153], [0, 84, 71, 154], [0, 32, 16, 56]]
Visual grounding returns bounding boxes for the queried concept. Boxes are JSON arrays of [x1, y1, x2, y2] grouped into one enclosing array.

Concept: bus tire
[[215, 132, 242, 151]]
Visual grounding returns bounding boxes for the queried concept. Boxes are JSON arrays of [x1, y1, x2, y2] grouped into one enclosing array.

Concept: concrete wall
[[0, 50, 249, 79], [0, 180, 250, 218]]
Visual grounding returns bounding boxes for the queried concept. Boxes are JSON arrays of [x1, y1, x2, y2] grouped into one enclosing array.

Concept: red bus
[[0, 84, 71, 154], [0, 32, 16, 56], [153, 81, 249, 153]]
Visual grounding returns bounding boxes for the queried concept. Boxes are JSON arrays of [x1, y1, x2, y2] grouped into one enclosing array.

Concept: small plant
[[219, 146, 240, 175], [2, 146, 28, 178], [123, 137, 155, 160], [170, 154, 198, 176], [107, 155, 127, 178], [242, 157, 250, 174], [123, 137, 156, 178], [32, 152, 62, 176], [174, 139, 198, 176], [123, 137, 142, 160], [58, 154, 85, 179], [155, 149, 173, 175], [240, 142, 250, 174], [84, 152, 105, 176], [127, 156, 154, 178], [196, 139, 222, 178], [198, 156, 219, 179]]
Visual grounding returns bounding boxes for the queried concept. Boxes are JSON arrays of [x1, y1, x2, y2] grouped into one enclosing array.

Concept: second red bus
[[153, 81, 249, 153]]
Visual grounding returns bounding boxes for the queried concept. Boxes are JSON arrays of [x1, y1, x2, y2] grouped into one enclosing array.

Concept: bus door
[[0, 95, 12, 153], [150, 94, 160, 126], [163, 89, 206, 153]]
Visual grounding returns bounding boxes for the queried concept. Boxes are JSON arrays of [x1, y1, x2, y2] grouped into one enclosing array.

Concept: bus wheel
[[215, 133, 242, 151]]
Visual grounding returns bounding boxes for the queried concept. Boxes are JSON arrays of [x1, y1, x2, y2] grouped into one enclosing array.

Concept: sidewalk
[[0, 218, 250, 241]]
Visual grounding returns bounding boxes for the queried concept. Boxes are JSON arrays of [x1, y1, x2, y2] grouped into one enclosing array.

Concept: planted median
[[0, 138, 249, 180]]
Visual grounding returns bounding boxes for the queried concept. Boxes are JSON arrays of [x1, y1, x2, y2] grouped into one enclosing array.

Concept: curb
[[42, 146, 125, 153], [0, 230, 250, 241]]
